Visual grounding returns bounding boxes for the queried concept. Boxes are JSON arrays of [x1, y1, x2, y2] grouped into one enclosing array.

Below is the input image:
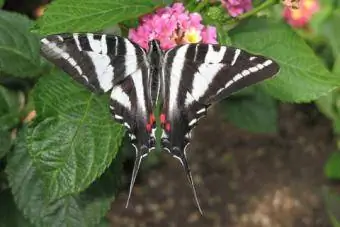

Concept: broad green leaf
[[37, 0, 164, 34], [0, 10, 42, 77], [6, 129, 122, 227], [221, 87, 277, 133], [30, 71, 124, 200], [323, 10, 340, 56], [325, 151, 340, 179], [0, 190, 33, 227], [229, 17, 340, 102], [0, 0, 4, 7], [323, 187, 340, 227]]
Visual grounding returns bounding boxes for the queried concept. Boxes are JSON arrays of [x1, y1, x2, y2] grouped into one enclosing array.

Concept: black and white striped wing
[[40, 33, 147, 93], [160, 44, 280, 212], [40, 33, 156, 208]]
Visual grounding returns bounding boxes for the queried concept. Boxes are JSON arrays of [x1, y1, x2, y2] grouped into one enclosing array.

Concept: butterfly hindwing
[[40, 33, 147, 93], [109, 66, 156, 207], [160, 43, 280, 213]]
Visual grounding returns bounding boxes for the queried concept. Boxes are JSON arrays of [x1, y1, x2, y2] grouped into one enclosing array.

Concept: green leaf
[[0, 10, 42, 77], [0, 85, 22, 131], [315, 90, 336, 120], [221, 87, 278, 133], [0, 85, 22, 158], [325, 151, 340, 180], [95, 218, 110, 227], [323, 187, 340, 227], [0, 0, 4, 7], [229, 17, 340, 102], [334, 55, 340, 75], [0, 190, 33, 227], [0, 130, 11, 159], [330, 215, 340, 227], [323, 10, 340, 56], [310, 0, 334, 34], [6, 129, 122, 227], [37, 0, 163, 34], [30, 71, 124, 200]]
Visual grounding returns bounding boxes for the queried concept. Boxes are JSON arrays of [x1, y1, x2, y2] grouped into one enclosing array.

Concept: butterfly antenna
[[174, 150, 203, 215], [125, 149, 144, 208]]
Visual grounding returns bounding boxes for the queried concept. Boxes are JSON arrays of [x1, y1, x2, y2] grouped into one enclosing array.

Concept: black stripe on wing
[[40, 33, 147, 93]]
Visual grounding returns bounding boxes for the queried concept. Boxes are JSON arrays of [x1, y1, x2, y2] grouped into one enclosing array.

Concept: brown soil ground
[[108, 104, 335, 227]]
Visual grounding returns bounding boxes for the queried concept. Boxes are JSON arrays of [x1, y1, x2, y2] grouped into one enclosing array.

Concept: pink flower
[[283, 0, 320, 28], [221, 0, 252, 17], [128, 3, 218, 50]]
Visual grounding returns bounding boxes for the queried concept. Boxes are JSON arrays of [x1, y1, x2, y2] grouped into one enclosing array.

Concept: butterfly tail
[[125, 147, 147, 208], [172, 148, 203, 215]]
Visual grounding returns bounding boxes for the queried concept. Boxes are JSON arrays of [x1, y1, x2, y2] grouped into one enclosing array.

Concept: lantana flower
[[221, 0, 253, 17], [128, 3, 217, 50], [283, 0, 320, 28]]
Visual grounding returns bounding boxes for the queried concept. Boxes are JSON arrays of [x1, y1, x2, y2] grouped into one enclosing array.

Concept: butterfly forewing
[[40, 33, 147, 93]]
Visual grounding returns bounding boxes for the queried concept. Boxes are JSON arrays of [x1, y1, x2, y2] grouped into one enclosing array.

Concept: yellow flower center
[[183, 28, 202, 44], [291, 8, 303, 19]]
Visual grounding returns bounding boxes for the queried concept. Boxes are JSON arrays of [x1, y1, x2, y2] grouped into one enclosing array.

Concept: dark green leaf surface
[[31, 71, 124, 201], [0, 10, 42, 77], [0, 85, 22, 158], [221, 87, 277, 133], [0, 85, 21, 131], [37, 0, 163, 34], [6, 129, 122, 227], [0, 190, 33, 227], [325, 151, 340, 180], [0, 130, 11, 159], [229, 18, 340, 102]]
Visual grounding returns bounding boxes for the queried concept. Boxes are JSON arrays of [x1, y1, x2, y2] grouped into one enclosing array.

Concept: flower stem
[[229, 0, 280, 22]]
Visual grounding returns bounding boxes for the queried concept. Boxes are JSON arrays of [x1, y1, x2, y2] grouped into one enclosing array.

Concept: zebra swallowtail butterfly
[[40, 33, 280, 214]]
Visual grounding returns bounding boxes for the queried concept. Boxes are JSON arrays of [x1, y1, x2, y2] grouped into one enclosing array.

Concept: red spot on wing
[[150, 114, 155, 124], [165, 123, 171, 132], [146, 123, 152, 132], [160, 113, 166, 124]]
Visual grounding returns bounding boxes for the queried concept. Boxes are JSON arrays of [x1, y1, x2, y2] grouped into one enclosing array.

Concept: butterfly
[[40, 33, 280, 214]]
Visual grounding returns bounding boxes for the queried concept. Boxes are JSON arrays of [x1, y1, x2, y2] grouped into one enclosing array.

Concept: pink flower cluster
[[221, 0, 252, 17], [128, 3, 217, 50], [283, 0, 320, 28]]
